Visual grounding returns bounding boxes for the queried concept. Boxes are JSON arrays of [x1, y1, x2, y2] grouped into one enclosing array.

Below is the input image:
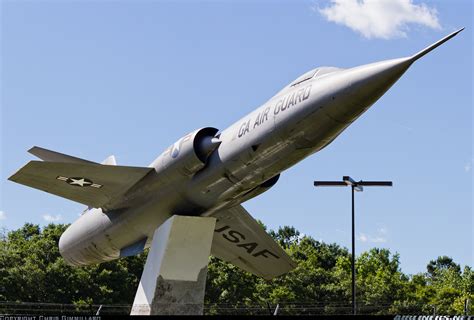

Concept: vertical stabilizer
[[102, 155, 117, 165]]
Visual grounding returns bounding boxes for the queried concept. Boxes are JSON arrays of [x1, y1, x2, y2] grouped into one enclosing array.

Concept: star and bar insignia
[[56, 176, 103, 188]]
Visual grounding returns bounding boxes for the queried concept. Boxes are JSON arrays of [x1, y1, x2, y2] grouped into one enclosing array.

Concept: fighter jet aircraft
[[9, 29, 463, 280]]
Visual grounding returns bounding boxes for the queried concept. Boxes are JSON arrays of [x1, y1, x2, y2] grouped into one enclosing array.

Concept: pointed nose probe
[[327, 28, 464, 123], [410, 27, 464, 62], [364, 28, 464, 99]]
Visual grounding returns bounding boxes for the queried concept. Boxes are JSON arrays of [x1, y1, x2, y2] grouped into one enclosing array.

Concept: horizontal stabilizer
[[209, 205, 297, 280], [9, 161, 153, 209], [28, 146, 97, 164]]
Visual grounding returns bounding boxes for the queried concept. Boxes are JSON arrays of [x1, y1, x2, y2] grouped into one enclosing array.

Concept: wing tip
[[8, 161, 34, 182], [28, 145, 39, 153]]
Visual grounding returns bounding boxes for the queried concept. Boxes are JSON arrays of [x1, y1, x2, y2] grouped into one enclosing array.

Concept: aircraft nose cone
[[349, 57, 412, 105], [326, 57, 413, 123]]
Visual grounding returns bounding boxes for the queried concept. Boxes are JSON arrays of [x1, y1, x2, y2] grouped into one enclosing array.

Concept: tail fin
[[101, 155, 117, 166]]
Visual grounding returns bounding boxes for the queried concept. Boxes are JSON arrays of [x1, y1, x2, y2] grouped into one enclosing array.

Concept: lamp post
[[313, 176, 392, 315]]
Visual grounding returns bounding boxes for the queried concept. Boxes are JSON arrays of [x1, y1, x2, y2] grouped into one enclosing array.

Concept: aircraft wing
[[9, 161, 153, 209], [209, 205, 297, 280]]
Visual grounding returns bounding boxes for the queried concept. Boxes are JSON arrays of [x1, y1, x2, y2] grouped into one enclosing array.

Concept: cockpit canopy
[[290, 67, 343, 87], [274, 66, 343, 98]]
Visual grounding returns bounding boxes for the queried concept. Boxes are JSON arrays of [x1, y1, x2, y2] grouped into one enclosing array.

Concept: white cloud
[[42, 214, 62, 222], [358, 228, 388, 243], [0, 211, 6, 220], [465, 160, 472, 173], [370, 236, 387, 243], [358, 233, 368, 242], [317, 0, 441, 39]]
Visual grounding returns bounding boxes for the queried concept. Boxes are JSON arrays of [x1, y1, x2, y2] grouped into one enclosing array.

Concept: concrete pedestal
[[130, 215, 216, 315]]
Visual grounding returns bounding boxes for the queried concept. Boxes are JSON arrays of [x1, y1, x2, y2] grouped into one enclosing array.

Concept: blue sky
[[1, 0, 472, 275]]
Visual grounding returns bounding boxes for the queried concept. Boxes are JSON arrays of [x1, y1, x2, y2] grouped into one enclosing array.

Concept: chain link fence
[[0, 301, 409, 315]]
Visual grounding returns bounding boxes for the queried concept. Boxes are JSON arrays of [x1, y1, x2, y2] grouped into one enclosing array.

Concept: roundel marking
[[56, 176, 103, 189]]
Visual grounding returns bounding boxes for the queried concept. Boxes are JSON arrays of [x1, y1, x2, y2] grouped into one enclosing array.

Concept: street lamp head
[[342, 176, 363, 191], [343, 176, 356, 185]]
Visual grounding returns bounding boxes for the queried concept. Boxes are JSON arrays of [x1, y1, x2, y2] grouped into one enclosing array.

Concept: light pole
[[313, 176, 392, 315]]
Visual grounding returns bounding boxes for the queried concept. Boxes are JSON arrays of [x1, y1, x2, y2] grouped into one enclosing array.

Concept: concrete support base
[[130, 215, 216, 315]]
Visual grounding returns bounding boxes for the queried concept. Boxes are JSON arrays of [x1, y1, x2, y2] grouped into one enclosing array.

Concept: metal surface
[[8, 29, 463, 280]]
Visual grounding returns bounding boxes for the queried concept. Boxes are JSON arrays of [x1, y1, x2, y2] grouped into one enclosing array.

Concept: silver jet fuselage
[[57, 30, 462, 266]]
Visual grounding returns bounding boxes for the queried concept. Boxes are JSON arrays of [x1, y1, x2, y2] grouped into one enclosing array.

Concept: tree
[[269, 226, 300, 249], [0, 222, 471, 315], [0, 223, 147, 306], [424, 258, 472, 315], [356, 248, 406, 311], [427, 256, 461, 281], [205, 256, 261, 315]]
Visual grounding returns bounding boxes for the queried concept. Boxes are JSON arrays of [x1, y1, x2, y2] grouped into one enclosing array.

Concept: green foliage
[[0, 223, 147, 305], [269, 226, 300, 249], [427, 256, 461, 279], [0, 223, 472, 315], [355, 249, 405, 313]]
